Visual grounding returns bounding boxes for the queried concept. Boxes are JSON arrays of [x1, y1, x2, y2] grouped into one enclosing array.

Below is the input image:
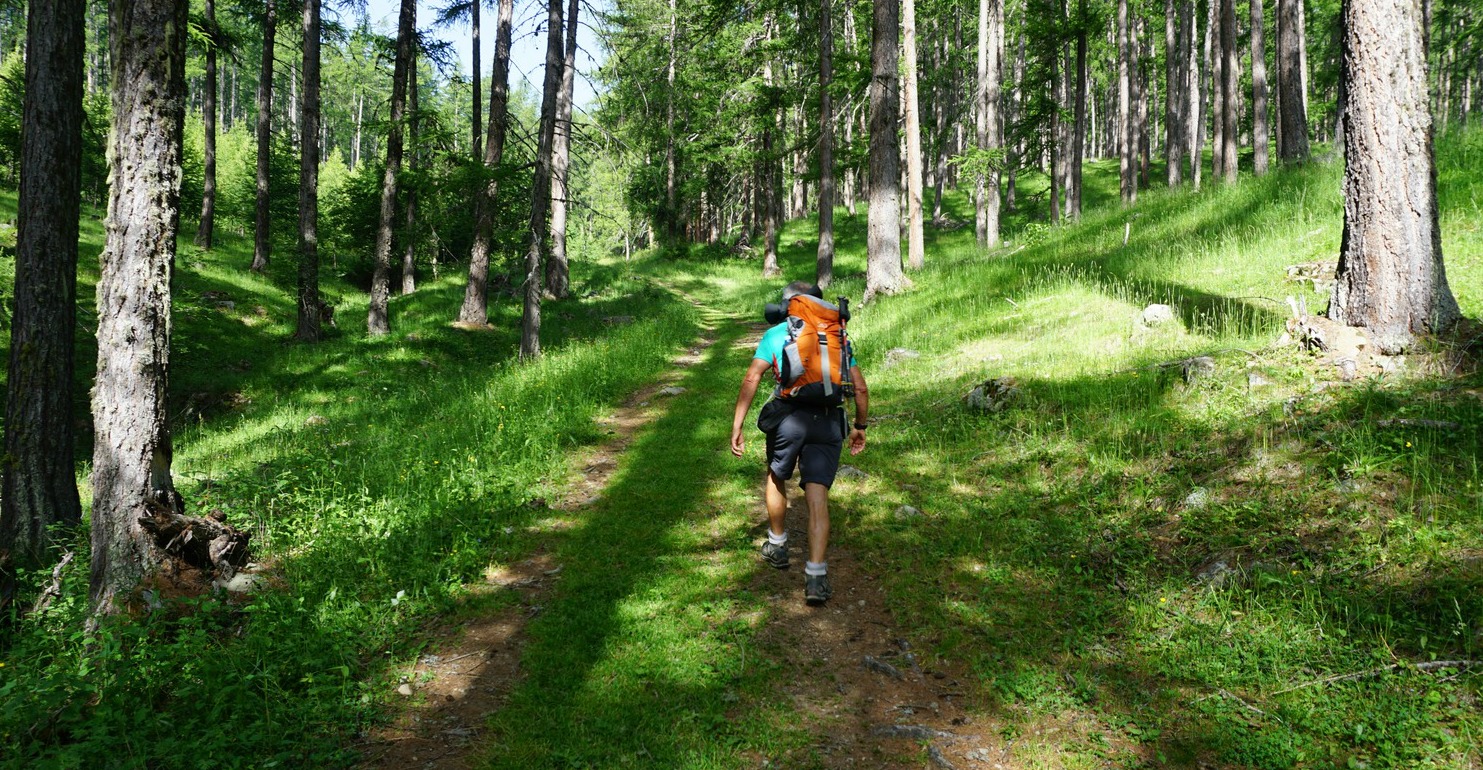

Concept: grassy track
[[1, 133, 1482, 768]]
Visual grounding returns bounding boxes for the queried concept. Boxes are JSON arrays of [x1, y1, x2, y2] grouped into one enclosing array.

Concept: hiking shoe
[[761, 540, 789, 570], [804, 573, 832, 606]]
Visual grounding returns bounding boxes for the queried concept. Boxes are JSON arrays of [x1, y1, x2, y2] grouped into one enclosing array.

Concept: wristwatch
[[853, 422, 868, 430]]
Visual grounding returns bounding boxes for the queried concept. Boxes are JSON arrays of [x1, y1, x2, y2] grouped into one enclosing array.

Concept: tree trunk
[[975, 0, 1000, 245], [458, 0, 513, 326], [1250, 0, 1269, 174], [1072, 2, 1086, 217], [1276, 0, 1308, 161], [818, 0, 836, 288], [2, 0, 85, 579], [401, 47, 419, 296], [1007, 27, 1023, 211], [1166, 0, 1184, 185], [91, 0, 190, 613], [547, 0, 578, 299], [903, 0, 925, 270], [842, 3, 859, 217], [1135, 13, 1149, 186], [295, 0, 322, 341], [520, 0, 564, 359], [252, 0, 276, 272], [664, 0, 677, 243], [1211, 0, 1225, 177], [195, 0, 216, 248], [1189, 0, 1204, 187], [472, 0, 482, 161], [352, 90, 362, 170], [1118, 0, 1133, 202], [1330, 0, 1460, 353], [1050, 25, 1064, 223], [1220, 0, 1238, 181], [761, 16, 781, 278], [866, 0, 906, 301], [367, 0, 414, 336]]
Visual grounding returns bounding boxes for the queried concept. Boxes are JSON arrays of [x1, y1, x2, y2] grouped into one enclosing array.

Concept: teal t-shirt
[[752, 323, 856, 379]]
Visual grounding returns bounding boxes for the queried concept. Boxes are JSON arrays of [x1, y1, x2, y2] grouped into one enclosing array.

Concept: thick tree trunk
[[2, 0, 85, 578], [458, 0, 513, 326], [1135, 14, 1149, 186], [842, 4, 859, 217], [520, 0, 564, 359], [1251, 0, 1269, 174], [1118, 0, 1133, 202], [761, 17, 781, 278], [1189, 0, 1204, 187], [92, 0, 190, 613], [368, 0, 415, 336], [1330, 0, 1459, 353], [472, 0, 482, 161], [195, 0, 216, 248], [975, 0, 1000, 245], [664, 0, 677, 243], [1166, 0, 1184, 186], [1276, 0, 1308, 161], [1050, 27, 1064, 223], [295, 0, 322, 341], [1210, 0, 1224, 177], [866, 0, 906, 301], [1220, 0, 1238, 181], [401, 48, 419, 296], [547, 0, 578, 299], [252, 0, 275, 272], [1071, 6, 1086, 217], [818, 0, 836, 288], [903, 0, 925, 270]]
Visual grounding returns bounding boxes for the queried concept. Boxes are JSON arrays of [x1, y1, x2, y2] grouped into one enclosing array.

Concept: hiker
[[729, 281, 870, 606]]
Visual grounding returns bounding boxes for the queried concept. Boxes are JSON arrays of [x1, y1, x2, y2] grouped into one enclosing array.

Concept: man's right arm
[[731, 358, 772, 457]]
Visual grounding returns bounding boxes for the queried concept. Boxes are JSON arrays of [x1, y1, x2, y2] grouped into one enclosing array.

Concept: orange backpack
[[775, 295, 853, 406]]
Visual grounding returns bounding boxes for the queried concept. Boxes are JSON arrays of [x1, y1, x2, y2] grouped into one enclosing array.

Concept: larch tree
[[367, 0, 415, 336], [1275, 0, 1308, 161], [402, 45, 420, 296], [2, 0, 85, 580], [296, 0, 323, 341], [1165, 0, 1184, 186], [902, 0, 924, 270], [1329, 0, 1460, 352], [1187, 0, 1203, 188], [1250, 0, 1269, 174], [458, 0, 514, 326], [92, 0, 247, 613], [547, 0, 579, 300], [1219, 0, 1237, 182], [252, 0, 276, 272], [1117, 0, 1133, 203], [817, 0, 836, 288], [974, 0, 1000, 246], [520, 0, 565, 359], [865, 0, 907, 300], [1070, 0, 1086, 218], [195, 0, 218, 249], [761, 15, 781, 279]]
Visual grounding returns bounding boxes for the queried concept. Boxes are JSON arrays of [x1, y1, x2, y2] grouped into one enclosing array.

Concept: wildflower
[[1159, 597, 1167, 604], [1406, 441, 1412, 448]]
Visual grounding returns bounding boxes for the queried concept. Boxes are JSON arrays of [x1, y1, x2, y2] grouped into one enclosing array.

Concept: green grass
[[2, 130, 1483, 768]]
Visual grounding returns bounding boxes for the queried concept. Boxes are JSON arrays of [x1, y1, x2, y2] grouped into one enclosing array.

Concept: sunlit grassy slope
[[0, 130, 1480, 768]]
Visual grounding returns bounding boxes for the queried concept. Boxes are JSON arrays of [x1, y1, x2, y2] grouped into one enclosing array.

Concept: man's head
[[782, 281, 823, 302]]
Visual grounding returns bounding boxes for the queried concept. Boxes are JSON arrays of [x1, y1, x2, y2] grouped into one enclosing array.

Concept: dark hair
[[782, 281, 823, 301]]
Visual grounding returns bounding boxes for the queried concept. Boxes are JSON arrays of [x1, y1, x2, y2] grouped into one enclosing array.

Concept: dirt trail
[[362, 316, 1006, 769]]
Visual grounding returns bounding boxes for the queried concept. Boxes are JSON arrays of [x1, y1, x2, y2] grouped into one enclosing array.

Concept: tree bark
[[842, 3, 859, 217], [547, 0, 578, 299], [401, 46, 419, 296], [252, 0, 276, 272], [472, 0, 482, 161], [368, 0, 415, 336], [903, 0, 925, 270], [1166, 0, 1184, 185], [1330, 0, 1460, 353], [1220, 0, 1238, 181], [1211, 0, 1224, 177], [1135, 13, 1149, 186], [818, 0, 836, 288], [295, 0, 322, 341], [195, 0, 217, 249], [1275, 0, 1308, 161], [1072, 1, 1086, 217], [1189, 0, 1204, 187], [458, 0, 513, 326], [91, 0, 190, 613], [866, 0, 906, 301], [664, 0, 677, 243], [975, 0, 1000, 245], [1118, 0, 1133, 202], [1250, 0, 1269, 174], [2, 0, 85, 578], [761, 16, 781, 278], [520, 0, 564, 359]]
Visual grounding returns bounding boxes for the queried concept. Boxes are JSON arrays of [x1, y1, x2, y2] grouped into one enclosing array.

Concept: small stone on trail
[[397, 683, 413, 696], [884, 348, 921, 367], [604, 315, 635, 325], [965, 748, 993, 763], [658, 386, 686, 396], [964, 377, 1019, 412], [305, 414, 329, 427], [1335, 357, 1359, 381], [1183, 487, 1210, 509], [837, 465, 868, 479], [1140, 304, 1176, 327], [863, 655, 906, 680], [1181, 356, 1216, 384], [1195, 559, 1234, 587], [894, 505, 923, 520]]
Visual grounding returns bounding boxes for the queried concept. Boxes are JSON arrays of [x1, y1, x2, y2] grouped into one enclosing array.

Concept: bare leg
[[765, 471, 787, 537], [803, 482, 831, 564]]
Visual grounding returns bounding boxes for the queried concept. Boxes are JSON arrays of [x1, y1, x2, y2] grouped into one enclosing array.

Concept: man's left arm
[[847, 365, 868, 455]]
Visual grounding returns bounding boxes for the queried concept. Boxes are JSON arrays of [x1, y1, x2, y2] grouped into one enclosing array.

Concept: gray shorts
[[765, 406, 845, 487]]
